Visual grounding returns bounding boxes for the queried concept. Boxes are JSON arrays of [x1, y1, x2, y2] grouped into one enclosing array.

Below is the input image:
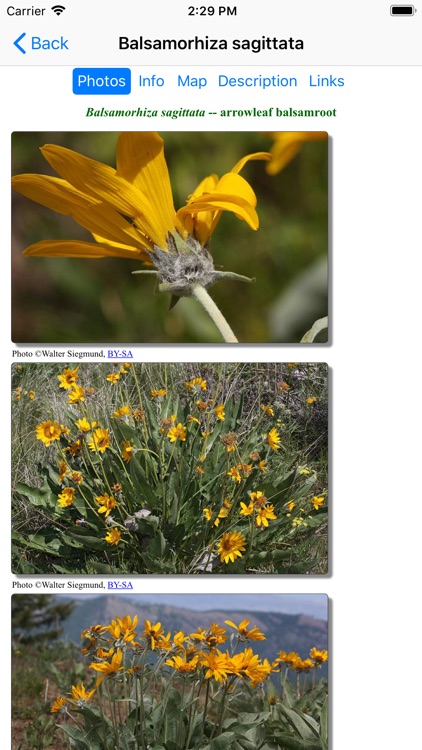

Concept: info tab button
[[73, 68, 131, 95]]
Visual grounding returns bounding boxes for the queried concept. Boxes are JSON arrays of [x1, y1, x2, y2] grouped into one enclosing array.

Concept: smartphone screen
[[3, 2, 420, 747]]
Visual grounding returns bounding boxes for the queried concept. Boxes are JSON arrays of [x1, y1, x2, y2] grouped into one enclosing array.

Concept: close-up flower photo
[[12, 131, 328, 343], [12, 362, 328, 574], [12, 593, 328, 750]]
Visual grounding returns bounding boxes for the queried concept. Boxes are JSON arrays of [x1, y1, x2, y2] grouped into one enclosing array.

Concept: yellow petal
[[214, 172, 258, 210], [13, 174, 152, 252], [23, 239, 149, 261], [180, 174, 219, 241], [231, 151, 271, 174], [116, 132, 175, 244], [267, 132, 327, 174], [40, 144, 164, 247]]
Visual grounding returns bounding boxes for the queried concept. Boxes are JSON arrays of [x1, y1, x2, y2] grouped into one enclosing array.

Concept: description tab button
[[73, 68, 131, 95]]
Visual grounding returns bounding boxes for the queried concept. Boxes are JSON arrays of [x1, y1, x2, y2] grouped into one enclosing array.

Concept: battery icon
[[390, 5, 415, 13]]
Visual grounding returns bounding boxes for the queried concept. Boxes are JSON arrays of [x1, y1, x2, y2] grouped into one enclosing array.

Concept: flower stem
[[191, 283, 238, 343]]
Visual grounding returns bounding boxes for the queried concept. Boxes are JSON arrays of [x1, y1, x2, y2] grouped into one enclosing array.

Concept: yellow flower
[[166, 651, 199, 673], [122, 440, 134, 462], [88, 428, 111, 453], [29, 390, 35, 400], [57, 487, 76, 508], [214, 404, 225, 421], [312, 495, 325, 510], [70, 470, 83, 484], [167, 423, 187, 443], [217, 531, 246, 564], [266, 427, 281, 451], [75, 417, 94, 432], [249, 491, 268, 508], [255, 504, 277, 527], [105, 614, 138, 643], [57, 367, 79, 390], [70, 683, 95, 703], [185, 377, 207, 391], [105, 528, 121, 545], [203, 508, 213, 522], [225, 619, 266, 641], [151, 388, 167, 398], [50, 696, 67, 713], [286, 500, 297, 512], [113, 405, 131, 418], [227, 466, 242, 483], [95, 493, 118, 517], [13, 134, 269, 293], [310, 647, 328, 664], [35, 420, 62, 446], [89, 649, 124, 685], [306, 396, 317, 405], [57, 460, 69, 483], [199, 650, 230, 683], [106, 372, 120, 383], [187, 415, 200, 425], [273, 650, 300, 668], [142, 620, 164, 650], [261, 404, 274, 416], [258, 460, 267, 473], [266, 132, 328, 174], [67, 384, 86, 404], [239, 501, 254, 516]]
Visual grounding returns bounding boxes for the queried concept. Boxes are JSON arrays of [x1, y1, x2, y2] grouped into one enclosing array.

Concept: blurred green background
[[12, 131, 328, 343]]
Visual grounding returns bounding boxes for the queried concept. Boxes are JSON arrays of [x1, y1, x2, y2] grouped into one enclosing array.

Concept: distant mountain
[[62, 595, 328, 677]]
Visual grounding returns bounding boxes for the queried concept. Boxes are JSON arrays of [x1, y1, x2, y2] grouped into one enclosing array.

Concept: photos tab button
[[72, 68, 131, 95]]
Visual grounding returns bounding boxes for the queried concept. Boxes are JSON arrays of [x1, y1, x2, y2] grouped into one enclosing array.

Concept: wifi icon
[[51, 4, 66, 14]]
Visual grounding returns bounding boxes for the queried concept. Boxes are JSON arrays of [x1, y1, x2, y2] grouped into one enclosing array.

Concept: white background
[[2, 2, 422, 748]]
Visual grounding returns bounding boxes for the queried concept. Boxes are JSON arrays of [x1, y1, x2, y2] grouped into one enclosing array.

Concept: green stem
[[191, 284, 238, 343]]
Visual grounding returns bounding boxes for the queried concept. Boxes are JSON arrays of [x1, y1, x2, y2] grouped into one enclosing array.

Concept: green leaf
[[15, 481, 55, 509], [203, 732, 236, 750], [319, 697, 328, 750], [277, 706, 320, 739]]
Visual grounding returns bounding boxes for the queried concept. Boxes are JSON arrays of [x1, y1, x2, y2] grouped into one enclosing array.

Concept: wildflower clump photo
[[12, 362, 328, 574], [12, 593, 328, 750], [12, 131, 328, 343]]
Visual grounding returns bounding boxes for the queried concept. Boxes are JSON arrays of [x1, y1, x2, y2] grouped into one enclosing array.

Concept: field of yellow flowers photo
[[12, 131, 328, 343], [12, 362, 328, 574], [12, 593, 328, 750]]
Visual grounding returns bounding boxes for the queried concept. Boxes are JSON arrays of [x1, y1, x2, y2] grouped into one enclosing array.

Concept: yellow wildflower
[[67, 384, 85, 404], [95, 493, 118, 517], [88, 428, 111, 453], [312, 495, 325, 510], [217, 531, 246, 564], [113, 405, 131, 418], [261, 404, 274, 416], [35, 420, 62, 446], [57, 487, 75, 508], [255, 504, 277, 527], [266, 427, 281, 451], [106, 372, 120, 384], [57, 367, 79, 390], [167, 423, 187, 442], [122, 440, 134, 462], [151, 388, 167, 398], [215, 404, 225, 421], [105, 528, 121, 545], [227, 466, 242, 483]]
